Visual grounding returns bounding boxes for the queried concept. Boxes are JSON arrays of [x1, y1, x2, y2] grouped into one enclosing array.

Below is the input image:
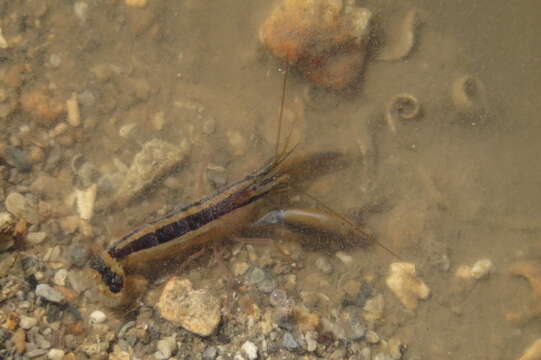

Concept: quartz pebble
[[241, 341, 258, 360], [36, 284, 64, 303], [53, 269, 68, 286], [456, 258, 494, 280], [156, 335, 177, 358], [90, 310, 107, 324], [157, 277, 221, 337], [386, 262, 430, 310], [47, 348, 65, 360], [232, 261, 249, 276], [335, 251, 353, 265], [27, 231, 47, 245], [20, 315, 38, 329], [305, 331, 318, 352]]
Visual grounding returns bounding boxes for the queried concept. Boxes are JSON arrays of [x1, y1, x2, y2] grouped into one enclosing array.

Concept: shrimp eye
[[89, 255, 125, 293]]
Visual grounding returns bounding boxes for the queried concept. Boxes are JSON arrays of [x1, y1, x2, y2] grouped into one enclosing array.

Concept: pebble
[[157, 277, 221, 337], [471, 259, 494, 280], [78, 90, 96, 107], [363, 294, 385, 323], [90, 310, 107, 324], [257, 278, 276, 293], [114, 138, 190, 208], [282, 332, 299, 351], [156, 335, 177, 358], [335, 251, 353, 265], [226, 130, 248, 156], [232, 261, 249, 276], [315, 256, 333, 274], [3, 146, 32, 171], [248, 267, 266, 284], [269, 289, 288, 307], [304, 331, 318, 352], [386, 262, 430, 310], [5, 192, 42, 224], [19, 315, 38, 329], [241, 341, 258, 360], [202, 346, 218, 360], [49, 54, 61, 68], [119, 123, 137, 138], [67, 268, 93, 293], [35, 284, 64, 303], [27, 231, 47, 245], [366, 330, 380, 344], [360, 347, 371, 360], [47, 348, 65, 360], [65, 243, 90, 267], [0, 212, 14, 231]]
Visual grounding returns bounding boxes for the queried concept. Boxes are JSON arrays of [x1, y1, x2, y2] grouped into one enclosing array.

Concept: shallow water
[[1, 0, 540, 358]]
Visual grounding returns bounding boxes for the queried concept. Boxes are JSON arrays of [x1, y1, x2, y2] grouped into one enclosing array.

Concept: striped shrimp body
[[89, 148, 296, 305]]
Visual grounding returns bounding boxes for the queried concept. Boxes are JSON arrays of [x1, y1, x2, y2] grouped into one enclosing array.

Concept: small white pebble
[[119, 123, 137, 138], [471, 258, 493, 280], [20, 316, 38, 329], [53, 269, 68, 286], [156, 335, 177, 358], [36, 284, 64, 303], [49, 54, 61, 68], [34, 271, 45, 281], [232, 261, 249, 276], [241, 340, 258, 360], [335, 251, 353, 265], [366, 330, 380, 344], [48, 348, 65, 360], [89, 310, 107, 324], [455, 259, 494, 281], [27, 231, 47, 244]]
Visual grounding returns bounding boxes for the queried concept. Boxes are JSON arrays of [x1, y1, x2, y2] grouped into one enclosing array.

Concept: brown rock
[[294, 309, 320, 332], [259, 0, 372, 89], [20, 87, 65, 124]]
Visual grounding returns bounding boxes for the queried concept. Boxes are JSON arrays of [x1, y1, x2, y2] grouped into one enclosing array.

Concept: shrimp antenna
[[298, 189, 403, 260], [274, 63, 289, 160]]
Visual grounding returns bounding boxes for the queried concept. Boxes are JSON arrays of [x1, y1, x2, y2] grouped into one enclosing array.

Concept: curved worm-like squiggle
[[377, 9, 423, 61], [384, 93, 422, 134], [450, 75, 487, 119]]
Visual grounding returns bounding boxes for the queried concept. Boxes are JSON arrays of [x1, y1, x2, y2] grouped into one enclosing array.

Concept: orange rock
[[259, 0, 372, 89], [302, 50, 365, 90], [20, 87, 65, 124], [12, 327, 26, 354], [6, 312, 20, 330], [293, 309, 320, 332]]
